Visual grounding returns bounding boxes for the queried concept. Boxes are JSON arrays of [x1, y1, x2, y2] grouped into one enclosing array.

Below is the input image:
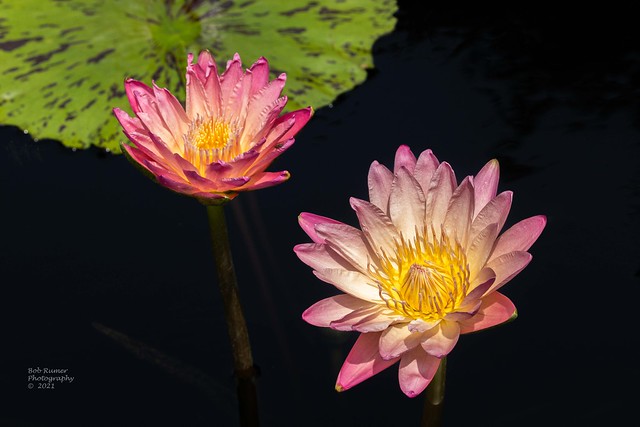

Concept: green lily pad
[[0, 0, 397, 152]]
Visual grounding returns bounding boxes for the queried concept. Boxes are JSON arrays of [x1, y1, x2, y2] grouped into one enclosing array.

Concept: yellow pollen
[[370, 227, 470, 321], [183, 116, 241, 174], [192, 118, 232, 150]]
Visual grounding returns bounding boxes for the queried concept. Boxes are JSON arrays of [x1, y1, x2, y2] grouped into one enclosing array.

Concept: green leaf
[[0, 0, 397, 152]]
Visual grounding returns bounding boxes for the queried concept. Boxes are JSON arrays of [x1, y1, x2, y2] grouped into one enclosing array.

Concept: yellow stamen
[[192, 118, 233, 150], [370, 227, 470, 321], [183, 116, 240, 175]]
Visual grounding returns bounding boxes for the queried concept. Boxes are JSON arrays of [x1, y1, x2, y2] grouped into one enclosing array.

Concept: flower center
[[193, 118, 233, 150], [371, 227, 470, 321], [183, 116, 240, 174]]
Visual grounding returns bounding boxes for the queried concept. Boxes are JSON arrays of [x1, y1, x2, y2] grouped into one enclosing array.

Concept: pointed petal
[[459, 292, 516, 334], [379, 324, 426, 360], [156, 174, 199, 195], [336, 332, 399, 392], [331, 306, 398, 333], [220, 53, 244, 101], [197, 51, 222, 115], [398, 347, 441, 398], [393, 145, 417, 174], [185, 64, 210, 119], [368, 161, 394, 213], [389, 167, 426, 242], [491, 215, 547, 260], [124, 78, 153, 114], [350, 198, 399, 256], [460, 271, 495, 306], [315, 222, 371, 272], [294, 243, 357, 271], [408, 318, 441, 333], [313, 269, 381, 302], [473, 159, 500, 218], [484, 251, 532, 294], [469, 191, 513, 243], [238, 171, 290, 191], [245, 137, 294, 177], [420, 320, 460, 358], [270, 106, 313, 142], [152, 83, 189, 141], [247, 56, 270, 96], [302, 294, 375, 327], [298, 212, 342, 244], [466, 223, 499, 274], [425, 162, 457, 231], [443, 177, 474, 245], [413, 149, 439, 195]]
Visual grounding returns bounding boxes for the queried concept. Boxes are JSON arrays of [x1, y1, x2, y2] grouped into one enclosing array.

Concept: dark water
[[1, 3, 639, 426]]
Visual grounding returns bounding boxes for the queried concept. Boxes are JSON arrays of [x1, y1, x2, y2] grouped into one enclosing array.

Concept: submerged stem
[[422, 356, 447, 427], [206, 204, 259, 427]]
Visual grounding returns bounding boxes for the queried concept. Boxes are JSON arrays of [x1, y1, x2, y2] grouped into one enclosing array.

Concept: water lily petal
[[132, 98, 179, 151], [398, 347, 441, 398], [331, 306, 397, 332], [247, 56, 270, 97], [271, 106, 313, 143], [420, 320, 460, 358], [242, 138, 292, 177], [196, 50, 222, 115], [425, 162, 457, 230], [315, 222, 371, 272], [350, 198, 399, 255], [485, 251, 532, 294], [393, 144, 417, 174], [408, 318, 441, 333], [336, 332, 399, 392], [298, 212, 343, 244], [413, 149, 439, 195], [458, 292, 516, 334], [152, 83, 189, 141], [238, 171, 290, 191], [303, 294, 375, 327], [220, 53, 244, 102], [224, 72, 251, 123], [461, 272, 495, 306], [466, 223, 500, 274], [186, 59, 210, 119], [491, 215, 547, 259], [443, 176, 474, 245], [156, 173, 199, 195], [389, 167, 426, 242], [294, 243, 359, 272], [379, 324, 426, 360], [246, 74, 287, 127], [469, 191, 513, 243], [313, 269, 381, 302], [124, 78, 154, 114], [473, 159, 500, 218], [368, 161, 394, 213]]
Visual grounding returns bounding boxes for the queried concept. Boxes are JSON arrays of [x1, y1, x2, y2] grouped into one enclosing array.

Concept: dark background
[[1, 2, 639, 426]]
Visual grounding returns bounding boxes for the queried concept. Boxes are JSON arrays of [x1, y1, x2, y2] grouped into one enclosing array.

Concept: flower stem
[[422, 356, 447, 427], [206, 204, 259, 427]]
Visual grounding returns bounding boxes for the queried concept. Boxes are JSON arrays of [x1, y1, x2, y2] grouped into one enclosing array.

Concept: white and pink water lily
[[295, 146, 546, 397], [114, 51, 312, 203]]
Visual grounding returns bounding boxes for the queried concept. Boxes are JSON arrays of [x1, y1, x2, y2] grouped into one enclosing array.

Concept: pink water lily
[[295, 146, 546, 397], [114, 51, 312, 203]]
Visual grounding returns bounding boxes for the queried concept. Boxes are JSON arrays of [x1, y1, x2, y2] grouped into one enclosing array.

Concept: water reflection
[[396, 2, 640, 140]]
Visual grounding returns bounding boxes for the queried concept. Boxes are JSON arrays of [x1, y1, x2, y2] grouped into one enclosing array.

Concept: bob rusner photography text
[[27, 367, 74, 389]]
